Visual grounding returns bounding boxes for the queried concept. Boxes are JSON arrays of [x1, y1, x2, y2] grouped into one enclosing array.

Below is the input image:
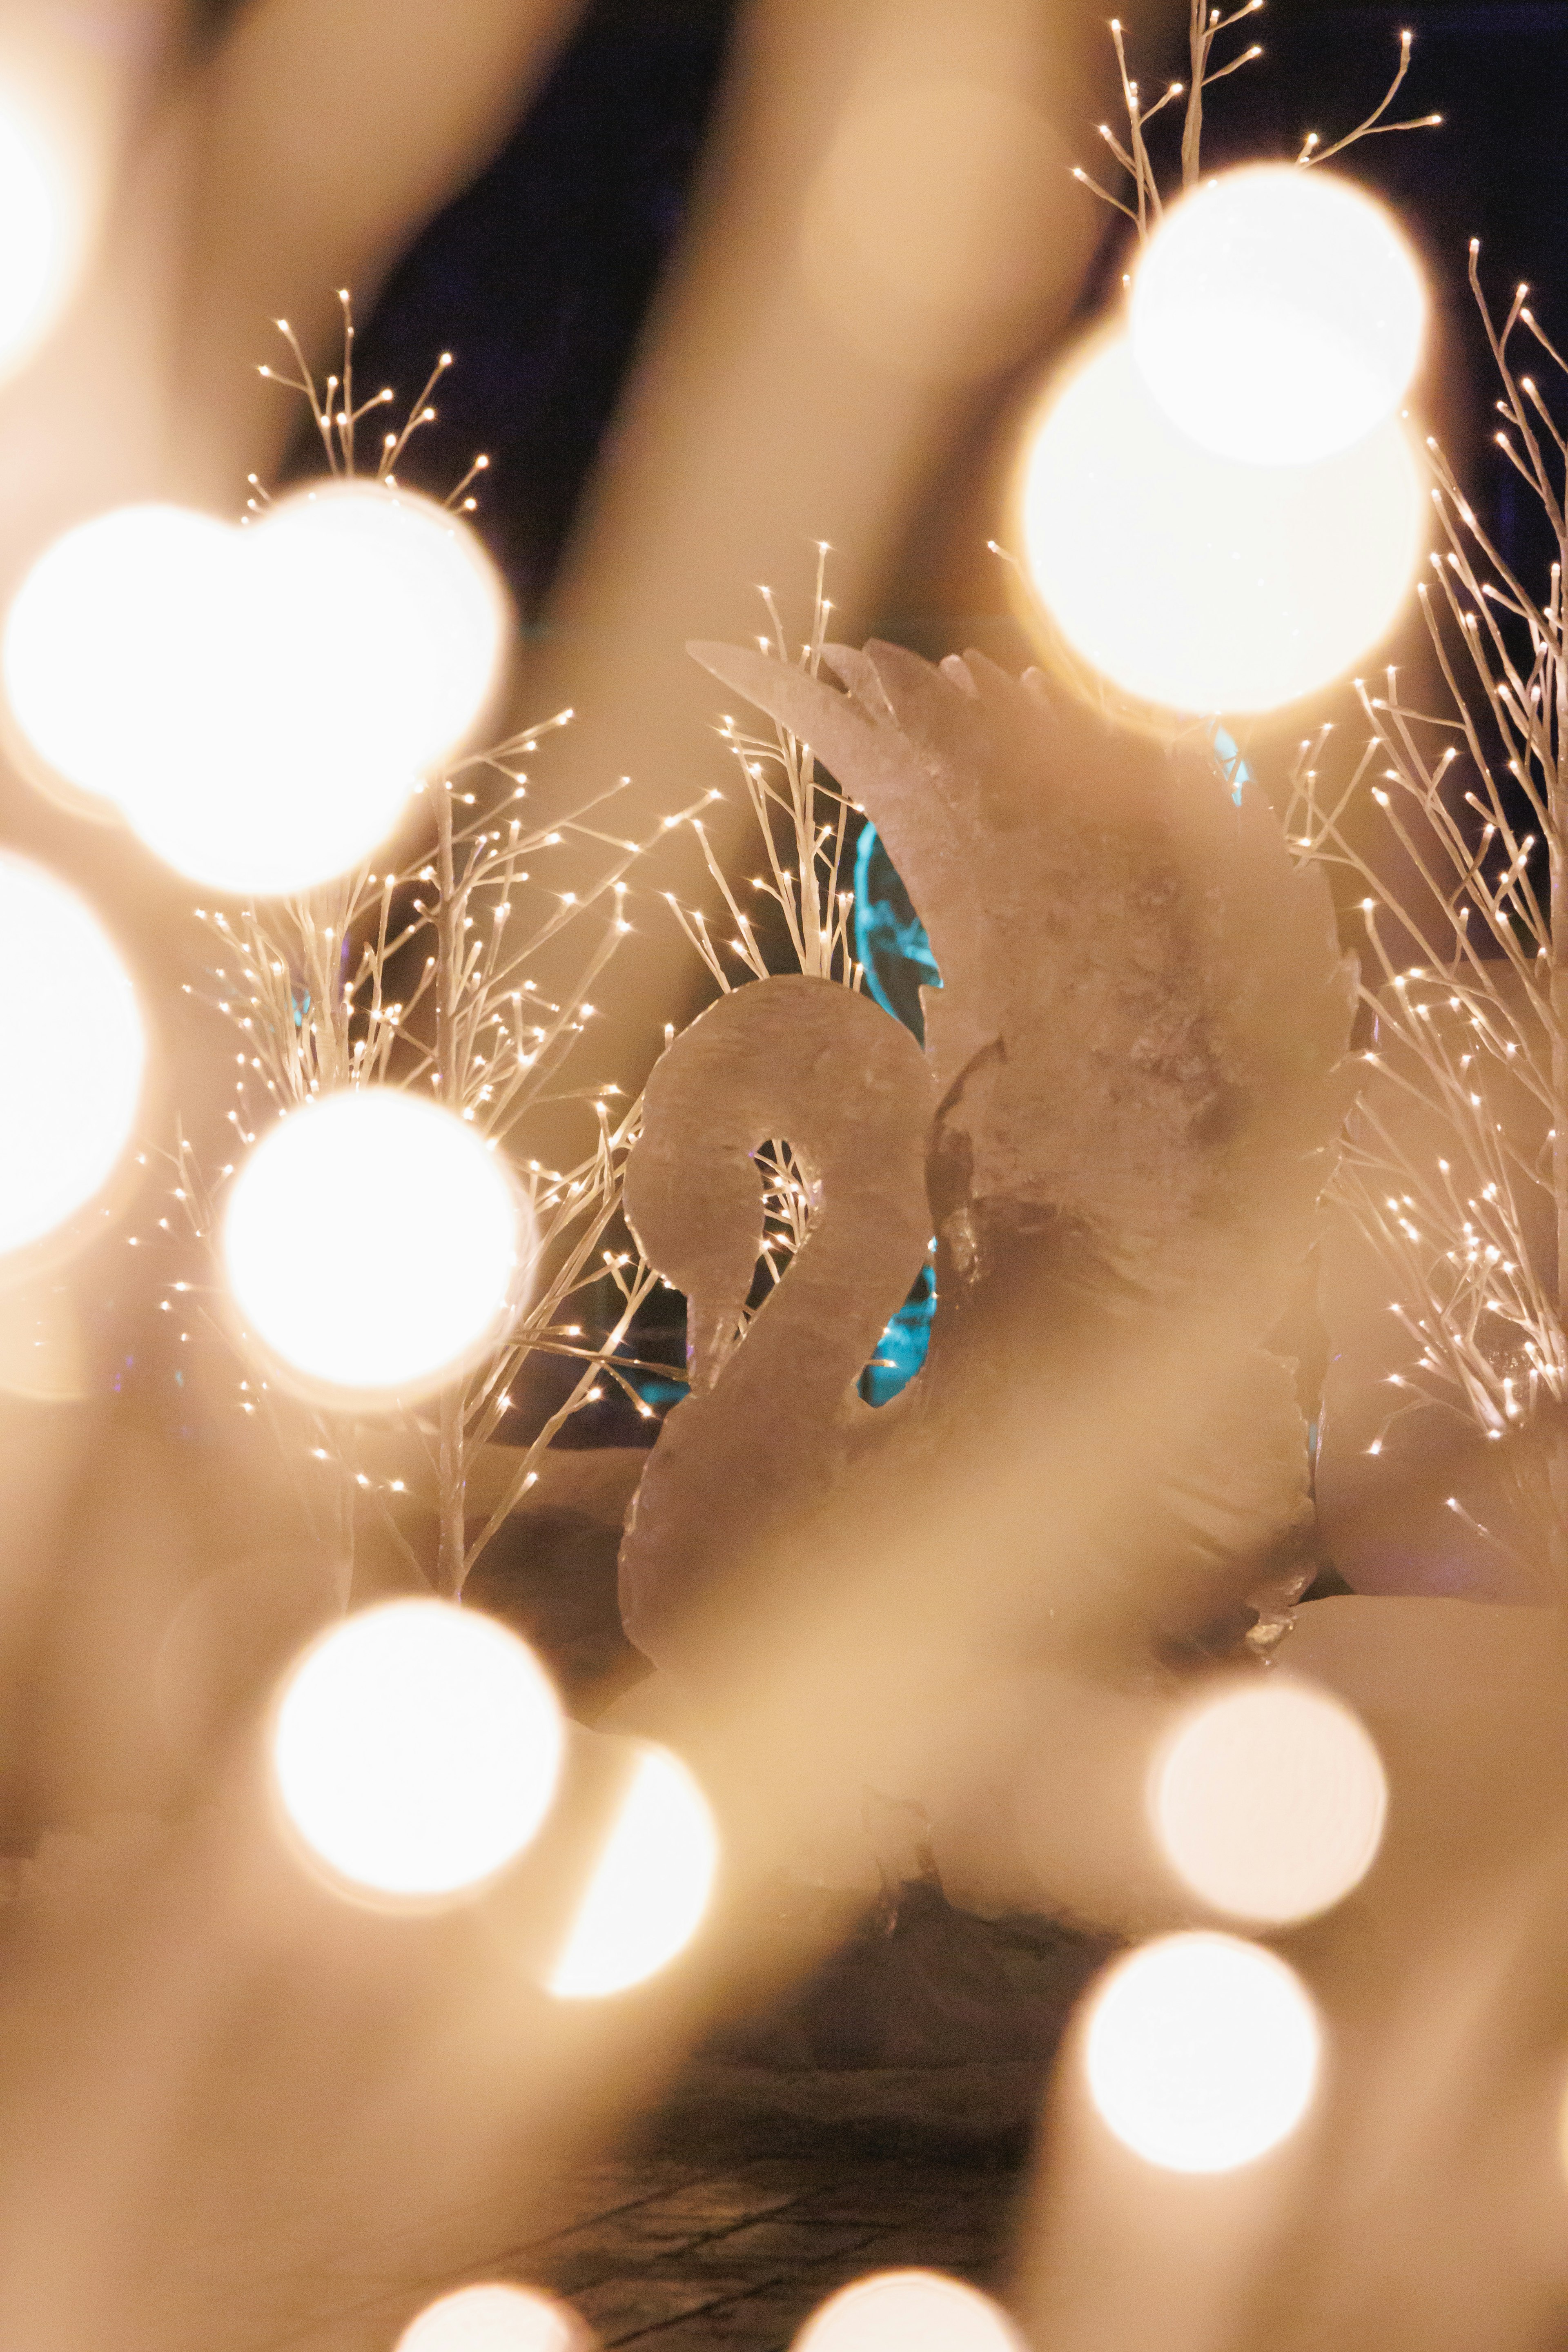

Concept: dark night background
[[333, 0, 1568, 647]]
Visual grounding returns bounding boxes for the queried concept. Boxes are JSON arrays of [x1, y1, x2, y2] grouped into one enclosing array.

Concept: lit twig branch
[[1180, 0, 1263, 192], [1289, 255, 1568, 1582], [668, 544, 860, 997], [1297, 28, 1443, 167], [460, 1232, 663, 1576], [752, 1141, 815, 1295], [1071, 4, 1435, 241], [158, 1125, 371, 1592], [1107, 15, 1179, 234], [253, 292, 407, 488], [1069, 0, 1251, 233]]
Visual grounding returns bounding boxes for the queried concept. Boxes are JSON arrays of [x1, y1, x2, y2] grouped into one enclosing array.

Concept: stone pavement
[[485, 2145, 1025, 2350]]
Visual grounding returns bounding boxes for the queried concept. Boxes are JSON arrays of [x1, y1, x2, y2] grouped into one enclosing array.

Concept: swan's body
[[619, 641, 1353, 1682]]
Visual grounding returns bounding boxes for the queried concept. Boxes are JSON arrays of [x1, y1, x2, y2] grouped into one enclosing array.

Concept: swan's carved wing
[[688, 638, 1357, 1651], [693, 637, 1355, 1315]]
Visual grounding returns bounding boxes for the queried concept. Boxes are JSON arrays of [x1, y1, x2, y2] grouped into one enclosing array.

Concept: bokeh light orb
[[222, 1089, 529, 1403], [1152, 1676, 1387, 1925], [1018, 333, 1423, 713], [550, 1742, 719, 2000], [272, 1598, 564, 1900], [1084, 1932, 1320, 2172], [1130, 164, 1425, 466], [2, 504, 229, 821], [0, 70, 87, 384], [2, 484, 507, 894], [396, 2283, 586, 2352], [792, 2272, 1024, 2352], [251, 482, 506, 784], [0, 851, 143, 1255]]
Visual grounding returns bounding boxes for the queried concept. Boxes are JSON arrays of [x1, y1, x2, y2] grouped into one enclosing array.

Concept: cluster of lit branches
[[200, 717, 634, 1143], [666, 548, 864, 1307], [251, 290, 489, 512], [169, 729, 699, 1593], [666, 546, 861, 996], [152, 312, 716, 1598], [1072, 0, 1440, 237], [1286, 253, 1568, 1497]]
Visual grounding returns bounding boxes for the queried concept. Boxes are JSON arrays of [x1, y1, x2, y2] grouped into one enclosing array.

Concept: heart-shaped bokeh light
[[2, 483, 508, 893], [0, 849, 143, 1258]]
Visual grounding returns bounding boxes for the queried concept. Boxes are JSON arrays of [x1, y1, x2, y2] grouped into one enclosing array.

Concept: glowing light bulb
[[272, 1598, 564, 1900], [1152, 1677, 1387, 1925], [0, 850, 143, 1256], [0, 69, 88, 384], [792, 2273, 1024, 2352], [1084, 1932, 1319, 2172], [1018, 333, 1423, 713], [549, 1742, 719, 1999], [1131, 164, 1426, 466], [2, 483, 507, 894], [396, 2284, 586, 2352], [221, 1089, 529, 1404]]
